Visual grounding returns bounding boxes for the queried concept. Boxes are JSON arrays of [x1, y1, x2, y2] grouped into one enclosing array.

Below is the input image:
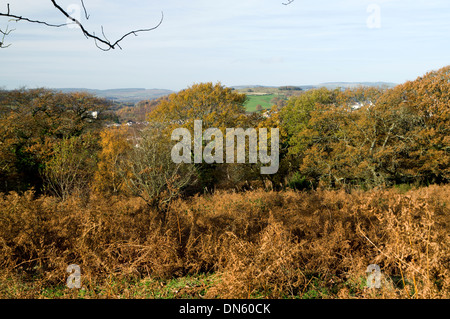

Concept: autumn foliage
[[280, 67, 450, 188], [0, 68, 449, 298], [0, 186, 448, 298]]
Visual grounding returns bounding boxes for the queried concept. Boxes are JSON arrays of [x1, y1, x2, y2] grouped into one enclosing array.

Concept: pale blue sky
[[1, 0, 450, 90]]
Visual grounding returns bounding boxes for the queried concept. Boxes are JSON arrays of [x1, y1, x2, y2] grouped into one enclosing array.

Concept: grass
[[2, 273, 418, 299], [0, 273, 219, 299], [0, 273, 400, 299], [244, 94, 278, 112]]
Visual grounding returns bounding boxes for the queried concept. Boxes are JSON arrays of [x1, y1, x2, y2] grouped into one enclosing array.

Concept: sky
[[1, 0, 450, 91]]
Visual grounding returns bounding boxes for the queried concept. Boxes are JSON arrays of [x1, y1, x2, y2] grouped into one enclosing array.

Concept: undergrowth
[[0, 185, 448, 298]]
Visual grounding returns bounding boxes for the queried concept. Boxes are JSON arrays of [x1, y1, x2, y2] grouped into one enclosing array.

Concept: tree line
[[0, 67, 448, 210]]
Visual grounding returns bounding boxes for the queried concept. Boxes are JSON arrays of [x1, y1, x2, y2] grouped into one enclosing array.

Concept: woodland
[[0, 66, 448, 298]]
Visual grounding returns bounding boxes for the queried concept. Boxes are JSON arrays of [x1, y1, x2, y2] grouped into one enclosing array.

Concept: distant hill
[[51, 82, 396, 105], [233, 82, 397, 91], [231, 85, 277, 90], [54, 88, 174, 104], [317, 82, 397, 89]]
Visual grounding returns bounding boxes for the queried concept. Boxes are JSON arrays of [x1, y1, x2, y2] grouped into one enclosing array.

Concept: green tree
[[375, 67, 450, 184], [147, 82, 248, 130], [281, 87, 340, 155], [280, 86, 389, 188], [280, 70, 450, 189], [146, 82, 251, 192], [0, 88, 109, 193], [43, 134, 99, 200]]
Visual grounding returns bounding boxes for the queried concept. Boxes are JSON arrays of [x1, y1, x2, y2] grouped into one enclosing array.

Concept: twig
[[80, 0, 90, 20], [357, 226, 422, 273], [12, 257, 50, 269], [0, 13, 67, 27], [0, 1, 164, 51], [0, 24, 14, 48]]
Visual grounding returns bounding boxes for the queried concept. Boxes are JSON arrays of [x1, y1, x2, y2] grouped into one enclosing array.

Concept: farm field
[[244, 94, 278, 112]]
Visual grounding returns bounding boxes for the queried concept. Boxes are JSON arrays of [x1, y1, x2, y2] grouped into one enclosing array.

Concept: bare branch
[[0, 24, 14, 48], [0, 26, 13, 35], [0, 3, 68, 28], [0, 41, 11, 48], [80, 0, 90, 20], [100, 26, 109, 43], [50, 0, 164, 50], [0, 1, 164, 51], [108, 12, 164, 50]]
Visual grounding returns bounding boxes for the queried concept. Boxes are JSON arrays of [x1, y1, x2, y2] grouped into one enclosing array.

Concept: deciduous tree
[[119, 124, 196, 217], [93, 125, 132, 196], [43, 133, 98, 200], [0, 88, 109, 193]]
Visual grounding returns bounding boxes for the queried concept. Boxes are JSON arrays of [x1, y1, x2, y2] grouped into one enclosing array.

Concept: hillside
[[233, 81, 396, 92], [52, 83, 395, 106], [234, 82, 397, 112], [49, 82, 397, 120], [317, 82, 397, 89], [54, 88, 174, 104]]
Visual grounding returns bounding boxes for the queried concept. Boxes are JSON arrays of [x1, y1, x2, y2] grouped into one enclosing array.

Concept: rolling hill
[[54, 88, 174, 104]]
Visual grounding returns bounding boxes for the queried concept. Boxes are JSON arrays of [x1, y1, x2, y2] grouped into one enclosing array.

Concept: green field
[[244, 94, 277, 112]]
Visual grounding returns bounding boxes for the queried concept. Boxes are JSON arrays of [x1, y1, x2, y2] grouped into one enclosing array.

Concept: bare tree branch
[[0, 24, 14, 48], [0, 25, 12, 35], [0, 3, 68, 28], [80, 0, 90, 20], [0, 1, 164, 50]]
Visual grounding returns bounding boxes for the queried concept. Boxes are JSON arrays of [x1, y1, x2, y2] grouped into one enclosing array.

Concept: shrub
[[0, 185, 448, 298]]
